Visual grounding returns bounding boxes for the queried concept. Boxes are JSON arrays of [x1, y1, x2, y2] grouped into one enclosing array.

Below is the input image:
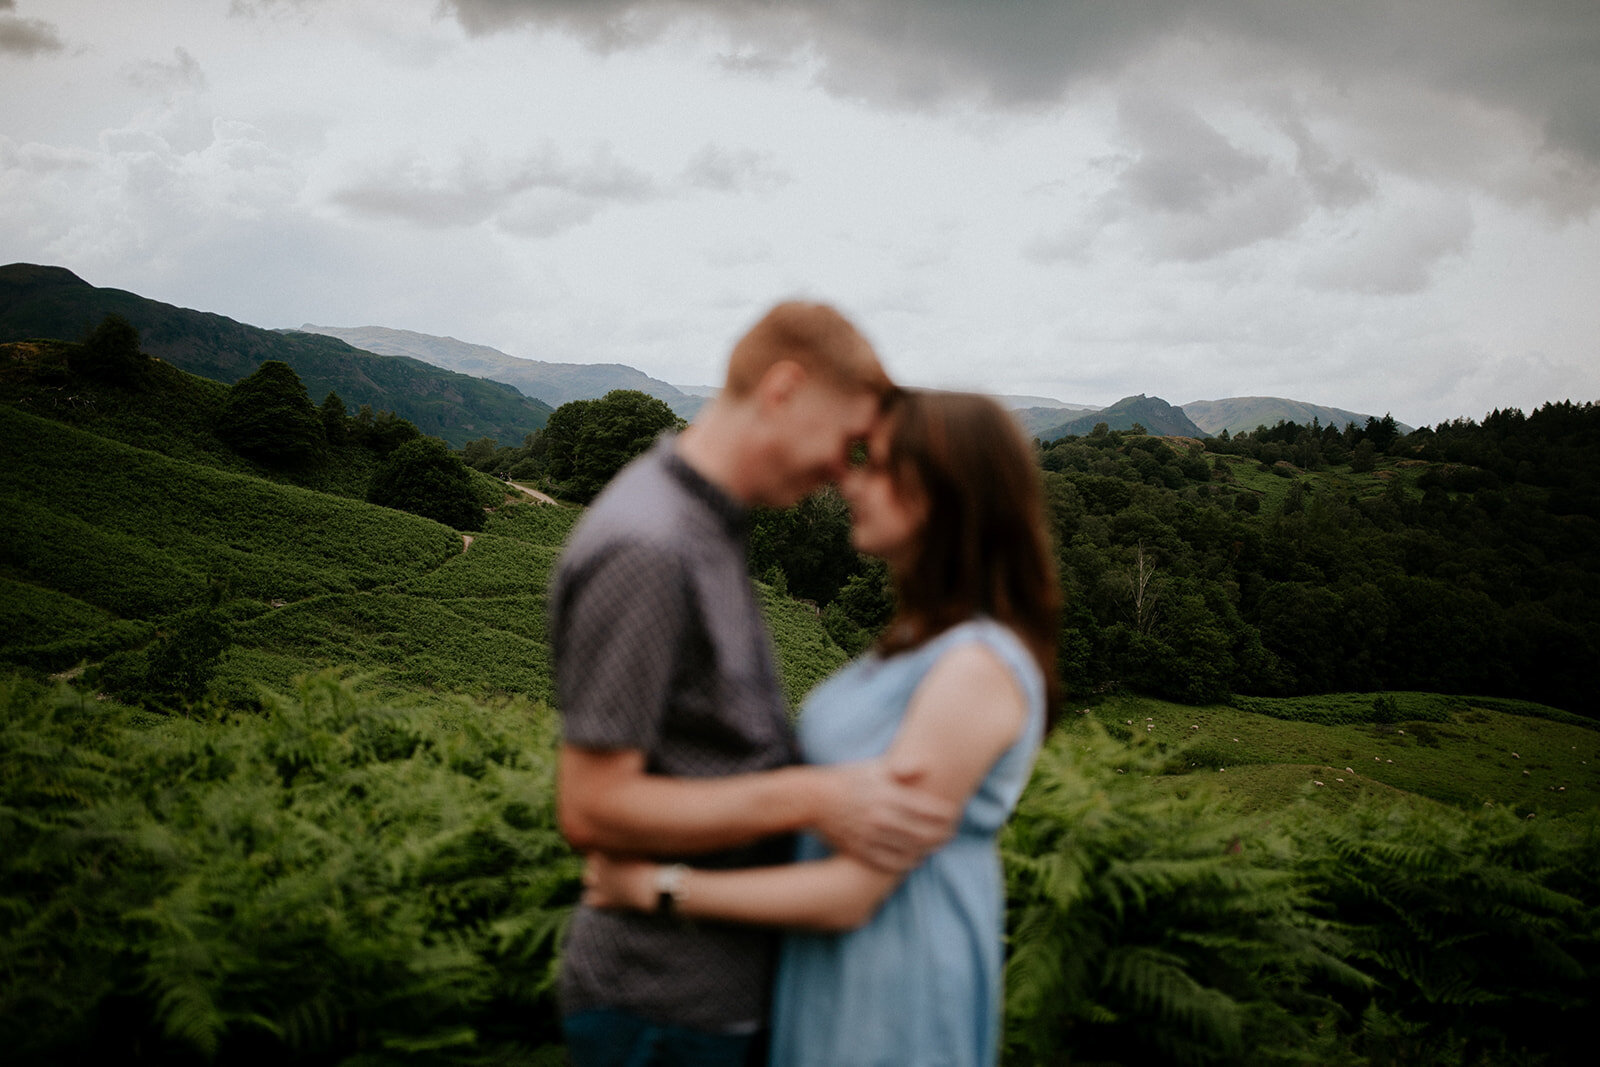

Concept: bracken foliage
[[1002, 724, 1366, 1066], [0, 673, 579, 1065], [1001, 721, 1600, 1066]]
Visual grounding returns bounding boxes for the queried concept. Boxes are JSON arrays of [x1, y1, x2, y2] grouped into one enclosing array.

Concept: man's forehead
[[834, 391, 884, 433]]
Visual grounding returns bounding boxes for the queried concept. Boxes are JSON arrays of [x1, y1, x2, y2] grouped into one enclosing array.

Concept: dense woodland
[[3, 320, 1598, 1065], [468, 389, 1600, 718]]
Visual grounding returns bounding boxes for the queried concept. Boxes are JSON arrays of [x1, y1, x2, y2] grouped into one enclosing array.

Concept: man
[[548, 302, 953, 1066]]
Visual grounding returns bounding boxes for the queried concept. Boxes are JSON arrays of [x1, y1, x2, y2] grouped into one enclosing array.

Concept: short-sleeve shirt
[[547, 435, 797, 1031]]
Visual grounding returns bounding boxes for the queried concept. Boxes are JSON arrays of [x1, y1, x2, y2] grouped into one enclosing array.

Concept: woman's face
[[840, 418, 928, 571]]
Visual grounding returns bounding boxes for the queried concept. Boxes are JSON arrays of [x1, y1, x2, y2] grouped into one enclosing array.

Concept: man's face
[[762, 380, 882, 509]]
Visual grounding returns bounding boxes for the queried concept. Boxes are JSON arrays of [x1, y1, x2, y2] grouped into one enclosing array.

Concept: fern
[[1, 672, 579, 1062], [1001, 723, 1363, 1065]]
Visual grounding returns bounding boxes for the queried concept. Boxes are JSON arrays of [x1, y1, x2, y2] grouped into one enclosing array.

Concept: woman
[[583, 388, 1059, 1066]]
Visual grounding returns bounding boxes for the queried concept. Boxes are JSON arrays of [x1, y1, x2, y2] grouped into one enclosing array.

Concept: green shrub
[[0, 673, 578, 1063], [369, 436, 486, 531], [219, 360, 326, 469], [1229, 692, 1454, 727], [1002, 724, 1366, 1065], [1294, 800, 1600, 1065]]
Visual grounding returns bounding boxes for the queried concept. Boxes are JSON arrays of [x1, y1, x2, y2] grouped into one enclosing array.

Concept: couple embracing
[[548, 302, 1059, 1067]]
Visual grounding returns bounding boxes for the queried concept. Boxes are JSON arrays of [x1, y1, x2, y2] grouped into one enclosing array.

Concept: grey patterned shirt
[[548, 435, 798, 1031]]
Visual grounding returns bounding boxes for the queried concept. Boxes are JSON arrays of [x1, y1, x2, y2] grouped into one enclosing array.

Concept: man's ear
[[753, 359, 807, 413]]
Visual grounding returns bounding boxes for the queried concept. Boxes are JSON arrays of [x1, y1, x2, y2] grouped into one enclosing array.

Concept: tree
[[1117, 542, 1162, 635], [367, 436, 485, 530], [320, 391, 348, 445], [71, 314, 147, 385], [92, 582, 232, 712], [1348, 439, 1377, 473], [749, 489, 859, 605], [360, 409, 423, 457], [219, 360, 326, 468], [540, 398, 594, 486], [460, 436, 501, 472], [548, 390, 682, 502]]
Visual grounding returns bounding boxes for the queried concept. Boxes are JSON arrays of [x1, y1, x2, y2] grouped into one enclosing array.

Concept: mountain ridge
[[297, 323, 706, 417], [1184, 395, 1413, 437], [1, 264, 1409, 443], [0, 264, 553, 447], [1040, 394, 1207, 439]]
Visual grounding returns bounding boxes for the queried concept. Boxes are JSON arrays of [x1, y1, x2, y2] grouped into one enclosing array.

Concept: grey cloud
[[1300, 197, 1474, 295], [681, 144, 789, 193], [228, 0, 317, 18], [0, 135, 97, 174], [331, 143, 656, 232], [1278, 111, 1372, 210], [441, 0, 1179, 105], [125, 47, 208, 94], [495, 194, 606, 238], [1096, 95, 1313, 261], [0, 3, 65, 57], [1116, 94, 1270, 213], [444, 0, 687, 51], [439, 1, 1600, 207], [712, 49, 795, 76]]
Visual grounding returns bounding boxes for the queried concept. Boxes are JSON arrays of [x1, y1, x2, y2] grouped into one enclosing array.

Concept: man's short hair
[[723, 302, 893, 400]]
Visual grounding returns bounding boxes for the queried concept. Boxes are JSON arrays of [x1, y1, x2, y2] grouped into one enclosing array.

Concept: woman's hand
[[581, 853, 659, 911]]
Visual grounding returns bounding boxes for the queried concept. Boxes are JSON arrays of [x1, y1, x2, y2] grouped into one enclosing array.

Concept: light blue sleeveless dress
[[768, 618, 1046, 1067]]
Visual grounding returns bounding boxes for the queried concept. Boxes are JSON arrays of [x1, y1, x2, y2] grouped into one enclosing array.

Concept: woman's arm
[[582, 639, 1030, 932]]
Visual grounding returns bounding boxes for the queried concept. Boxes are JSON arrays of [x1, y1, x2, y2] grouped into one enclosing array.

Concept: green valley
[[2, 313, 1598, 1065]]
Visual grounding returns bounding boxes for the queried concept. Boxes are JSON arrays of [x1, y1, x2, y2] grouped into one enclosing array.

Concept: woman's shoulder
[[930, 617, 1044, 703]]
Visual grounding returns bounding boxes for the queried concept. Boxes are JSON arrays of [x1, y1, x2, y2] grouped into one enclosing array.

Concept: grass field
[[1079, 691, 1600, 816], [1213, 451, 1427, 509]]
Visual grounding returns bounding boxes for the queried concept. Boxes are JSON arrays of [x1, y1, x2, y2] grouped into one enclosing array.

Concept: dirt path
[[461, 534, 474, 553], [507, 481, 558, 505]]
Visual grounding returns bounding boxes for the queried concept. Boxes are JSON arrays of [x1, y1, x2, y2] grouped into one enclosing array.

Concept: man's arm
[[581, 641, 1032, 927], [558, 744, 955, 872]]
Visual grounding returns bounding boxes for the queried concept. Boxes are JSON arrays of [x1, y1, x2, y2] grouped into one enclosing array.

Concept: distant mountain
[[1040, 395, 1205, 440], [1012, 405, 1099, 438], [998, 394, 1097, 411], [1183, 396, 1412, 437], [298, 324, 706, 418], [0, 264, 552, 447]]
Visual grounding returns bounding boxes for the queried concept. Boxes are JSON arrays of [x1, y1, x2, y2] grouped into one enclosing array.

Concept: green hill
[[0, 336, 401, 500], [0, 263, 553, 447], [1184, 395, 1412, 437], [0, 392, 843, 708], [4, 376, 1597, 1065], [1040, 393, 1205, 439]]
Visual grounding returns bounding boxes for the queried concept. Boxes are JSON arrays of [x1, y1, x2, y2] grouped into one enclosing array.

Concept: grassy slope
[[1213, 450, 1430, 510], [1082, 691, 1600, 817], [0, 338, 385, 499], [5, 390, 1593, 818], [0, 397, 848, 713]]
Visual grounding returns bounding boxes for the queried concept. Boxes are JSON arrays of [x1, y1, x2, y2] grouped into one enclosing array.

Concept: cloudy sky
[[4, 0, 1597, 425]]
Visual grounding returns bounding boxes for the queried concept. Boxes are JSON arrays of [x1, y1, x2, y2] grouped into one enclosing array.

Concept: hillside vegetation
[[3, 310, 1598, 1065], [0, 264, 553, 446]]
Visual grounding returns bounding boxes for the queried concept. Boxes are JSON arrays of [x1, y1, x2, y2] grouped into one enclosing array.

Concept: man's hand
[[811, 758, 958, 872], [581, 853, 659, 912]]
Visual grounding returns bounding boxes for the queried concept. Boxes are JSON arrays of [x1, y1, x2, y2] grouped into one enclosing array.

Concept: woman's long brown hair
[[876, 388, 1061, 715]]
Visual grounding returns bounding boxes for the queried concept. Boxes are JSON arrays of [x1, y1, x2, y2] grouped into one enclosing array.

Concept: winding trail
[[458, 483, 556, 553], [507, 480, 558, 505]]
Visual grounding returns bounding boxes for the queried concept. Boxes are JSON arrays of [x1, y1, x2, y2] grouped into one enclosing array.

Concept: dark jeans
[[563, 1008, 764, 1067]]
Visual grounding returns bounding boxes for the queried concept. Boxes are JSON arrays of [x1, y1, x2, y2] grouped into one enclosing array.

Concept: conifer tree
[[219, 360, 326, 468]]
